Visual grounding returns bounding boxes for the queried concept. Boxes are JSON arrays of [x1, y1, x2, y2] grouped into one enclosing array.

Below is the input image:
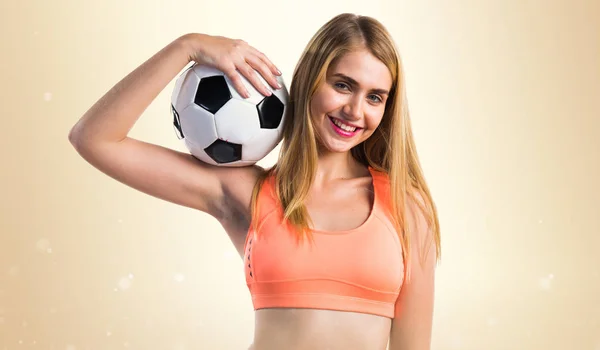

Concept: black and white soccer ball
[[170, 63, 289, 166]]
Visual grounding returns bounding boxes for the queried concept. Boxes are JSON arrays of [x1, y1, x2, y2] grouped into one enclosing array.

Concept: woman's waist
[[251, 308, 391, 350]]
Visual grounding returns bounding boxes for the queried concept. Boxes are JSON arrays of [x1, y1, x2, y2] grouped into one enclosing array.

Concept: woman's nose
[[342, 95, 364, 120]]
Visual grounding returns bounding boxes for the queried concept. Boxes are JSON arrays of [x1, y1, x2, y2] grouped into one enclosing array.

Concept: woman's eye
[[334, 82, 382, 103], [369, 95, 382, 103]]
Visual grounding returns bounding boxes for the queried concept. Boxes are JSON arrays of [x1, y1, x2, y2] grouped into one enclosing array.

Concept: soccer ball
[[170, 63, 288, 167]]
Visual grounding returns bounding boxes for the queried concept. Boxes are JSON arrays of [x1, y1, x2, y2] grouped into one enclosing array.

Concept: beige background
[[1, 0, 599, 349]]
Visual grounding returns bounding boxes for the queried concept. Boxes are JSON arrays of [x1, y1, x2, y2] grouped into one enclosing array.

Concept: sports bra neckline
[[307, 165, 380, 235]]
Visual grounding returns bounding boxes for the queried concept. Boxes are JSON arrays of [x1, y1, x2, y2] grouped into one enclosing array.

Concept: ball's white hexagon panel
[[178, 104, 218, 149], [172, 68, 201, 112], [213, 99, 261, 145], [191, 65, 227, 81], [171, 64, 194, 107], [242, 127, 281, 161]]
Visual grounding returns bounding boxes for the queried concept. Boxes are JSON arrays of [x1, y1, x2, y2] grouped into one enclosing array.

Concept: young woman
[[69, 12, 441, 350]]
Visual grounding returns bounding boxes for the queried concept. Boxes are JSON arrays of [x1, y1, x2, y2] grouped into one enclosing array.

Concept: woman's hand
[[182, 33, 282, 98]]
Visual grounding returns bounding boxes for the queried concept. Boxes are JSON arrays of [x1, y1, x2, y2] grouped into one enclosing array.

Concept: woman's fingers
[[250, 47, 281, 77], [219, 40, 282, 98], [238, 61, 273, 97], [245, 54, 281, 92], [223, 65, 251, 98]]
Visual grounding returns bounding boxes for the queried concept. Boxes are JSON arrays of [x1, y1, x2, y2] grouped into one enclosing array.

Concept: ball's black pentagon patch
[[204, 139, 242, 163], [194, 75, 232, 114], [257, 94, 284, 129], [171, 104, 184, 139]]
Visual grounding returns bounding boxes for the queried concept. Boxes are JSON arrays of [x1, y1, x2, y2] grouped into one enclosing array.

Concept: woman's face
[[310, 48, 393, 154]]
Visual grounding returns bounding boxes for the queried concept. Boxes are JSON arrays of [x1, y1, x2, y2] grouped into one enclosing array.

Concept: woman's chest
[[304, 180, 374, 232]]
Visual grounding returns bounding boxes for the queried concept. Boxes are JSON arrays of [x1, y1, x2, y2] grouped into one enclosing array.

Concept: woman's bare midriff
[[247, 308, 391, 350]]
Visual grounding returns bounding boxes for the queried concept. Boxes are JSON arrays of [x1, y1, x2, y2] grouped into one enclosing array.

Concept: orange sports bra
[[243, 166, 405, 319]]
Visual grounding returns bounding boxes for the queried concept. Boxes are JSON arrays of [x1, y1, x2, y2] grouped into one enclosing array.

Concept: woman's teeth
[[331, 118, 357, 132]]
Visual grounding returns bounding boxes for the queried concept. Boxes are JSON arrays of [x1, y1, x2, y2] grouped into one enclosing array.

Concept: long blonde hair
[[251, 13, 441, 271]]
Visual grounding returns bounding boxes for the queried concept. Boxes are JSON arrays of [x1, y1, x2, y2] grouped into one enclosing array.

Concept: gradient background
[[1, 0, 599, 349]]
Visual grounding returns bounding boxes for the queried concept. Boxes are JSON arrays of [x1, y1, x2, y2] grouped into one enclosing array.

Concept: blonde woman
[[69, 13, 441, 350]]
